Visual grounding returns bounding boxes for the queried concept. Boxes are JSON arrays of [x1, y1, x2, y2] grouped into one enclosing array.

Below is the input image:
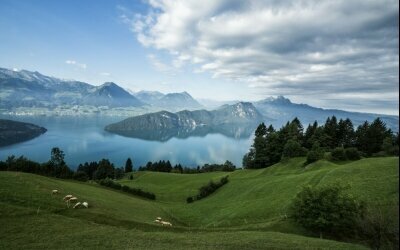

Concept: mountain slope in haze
[[133, 91, 203, 111], [0, 119, 47, 147], [134, 90, 165, 104], [105, 102, 263, 139], [85, 82, 143, 107], [255, 96, 399, 131], [0, 68, 143, 108]]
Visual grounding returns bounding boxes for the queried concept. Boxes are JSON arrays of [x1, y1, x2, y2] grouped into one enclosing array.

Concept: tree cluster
[[98, 178, 156, 200], [0, 148, 74, 179], [186, 176, 229, 203], [243, 116, 398, 168], [139, 160, 236, 174], [0, 147, 126, 182], [77, 159, 124, 180]]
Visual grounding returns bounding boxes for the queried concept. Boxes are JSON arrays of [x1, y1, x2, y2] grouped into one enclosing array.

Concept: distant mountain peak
[[101, 82, 118, 88], [260, 95, 292, 105]]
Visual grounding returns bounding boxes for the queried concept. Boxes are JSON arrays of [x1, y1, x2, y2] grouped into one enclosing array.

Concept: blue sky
[[0, 0, 398, 114]]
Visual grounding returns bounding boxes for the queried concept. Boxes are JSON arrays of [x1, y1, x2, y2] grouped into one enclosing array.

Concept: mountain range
[[0, 67, 398, 131], [0, 68, 200, 110]]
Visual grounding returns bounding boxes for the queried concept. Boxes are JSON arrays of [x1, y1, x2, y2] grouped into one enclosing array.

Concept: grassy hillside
[[121, 157, 398, 229], [1, 157, 398, 249]]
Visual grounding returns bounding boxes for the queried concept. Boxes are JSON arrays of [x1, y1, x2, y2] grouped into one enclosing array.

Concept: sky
[[0, 0, 398, 115]]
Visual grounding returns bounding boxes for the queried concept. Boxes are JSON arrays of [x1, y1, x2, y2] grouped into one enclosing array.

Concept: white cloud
[[65, 60, 87, 70], [120, 0, 399, 113], [100, 72, 111, 76]]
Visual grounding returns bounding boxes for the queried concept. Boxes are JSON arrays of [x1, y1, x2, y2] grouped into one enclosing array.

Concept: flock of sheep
[[52, 190, 89, 209], [52, 190, 173, 227]]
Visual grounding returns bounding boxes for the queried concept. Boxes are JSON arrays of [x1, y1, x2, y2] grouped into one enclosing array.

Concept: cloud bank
[[123, 0, 399, 114], [65, 60, 87, 70]]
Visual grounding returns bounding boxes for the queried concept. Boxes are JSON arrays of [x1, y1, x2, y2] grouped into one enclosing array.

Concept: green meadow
[[0, 157, 398, 249]]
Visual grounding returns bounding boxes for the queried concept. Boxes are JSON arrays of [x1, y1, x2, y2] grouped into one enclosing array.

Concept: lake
[[0, 115, 254, 169]]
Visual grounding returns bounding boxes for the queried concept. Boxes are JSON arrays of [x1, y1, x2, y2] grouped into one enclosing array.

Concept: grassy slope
[[1, 157, 398, 249], [122, 157, 398, 230]]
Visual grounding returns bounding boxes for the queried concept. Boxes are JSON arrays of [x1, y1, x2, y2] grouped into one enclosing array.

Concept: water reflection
[[107, 123, 257, 142]]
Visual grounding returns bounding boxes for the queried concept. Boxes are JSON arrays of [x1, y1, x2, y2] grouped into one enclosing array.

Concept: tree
[[282, 139, 307, 158], [50, 147, 72, 179], [337, 118, 355, 148], [303, 121, 318, 149], [292, 185, 364, 239], [94, 159, 115, 180], [323, 116, 339, 149], [245, 123, 269, 168], [125, 158, 133, 173], [50, 147, 65, 168]]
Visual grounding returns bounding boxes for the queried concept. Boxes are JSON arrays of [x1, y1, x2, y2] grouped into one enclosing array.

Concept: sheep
[[73, 202, 82, 209], [82, 202, 89, 208], [65, 196, 78, 208], [156, 217, 162, 220], [160, 221, 172, 227], [52, 190, 59, 195], [63, 195, 73, 201]]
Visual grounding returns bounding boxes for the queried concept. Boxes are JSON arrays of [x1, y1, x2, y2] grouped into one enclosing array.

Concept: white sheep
[[73, 202, 82, 209], [82, 202, 89, 208], [160, 221, 172, 227], [63, 195, 73, 201], [52, 190, 59, 195]]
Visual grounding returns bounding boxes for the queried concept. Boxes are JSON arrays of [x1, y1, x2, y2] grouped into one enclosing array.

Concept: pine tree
[[125, 158, 133, 173]]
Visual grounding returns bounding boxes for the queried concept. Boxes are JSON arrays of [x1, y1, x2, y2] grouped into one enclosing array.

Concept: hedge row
[[187, 176, 229, 203], [98, 178, 156, 200]]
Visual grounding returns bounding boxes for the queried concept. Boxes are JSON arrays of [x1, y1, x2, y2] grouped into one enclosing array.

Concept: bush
[[344, 147, 361, 160], [357, 206, 399, 249], [186, 197, 194, 203], [291, 185, 365, 239], [331, 147, 346, 161], [305, 143, 324, 165]]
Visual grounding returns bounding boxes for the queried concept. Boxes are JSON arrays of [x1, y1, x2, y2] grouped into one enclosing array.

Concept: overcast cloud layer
[[123, 0, 399, 114]]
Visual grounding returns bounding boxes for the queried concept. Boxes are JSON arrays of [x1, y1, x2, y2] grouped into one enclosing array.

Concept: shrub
[[305, 143, 324, 165], [331, 147, 346, 161], [344, 147, 361, 160], [186, 197, 193, 203], [129, 174, 133, 180], [291, 185, 365, 239], [357, 206, 399, 249]]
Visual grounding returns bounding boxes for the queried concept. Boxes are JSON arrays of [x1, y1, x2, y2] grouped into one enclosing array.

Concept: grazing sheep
[[52, 190, 59, 195], [156, 217, 162, 220], [65, 196, 78, 208], [73, 202, 82, 209], [82, 202, 89, 208], [160, 221, 172, 227], [63, 195, 73, 201]]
